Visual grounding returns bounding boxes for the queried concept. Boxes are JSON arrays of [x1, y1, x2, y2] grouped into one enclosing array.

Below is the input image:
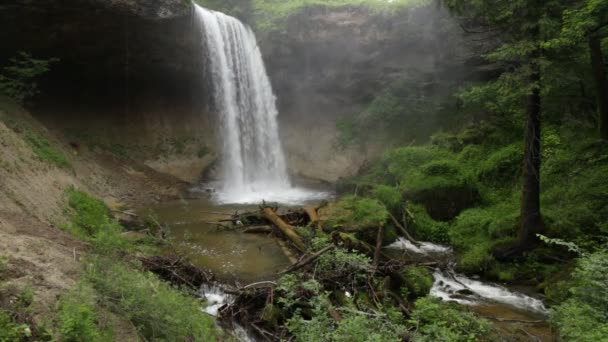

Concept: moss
[[323, 196, 388, 231], [409, 204, 449, 243]]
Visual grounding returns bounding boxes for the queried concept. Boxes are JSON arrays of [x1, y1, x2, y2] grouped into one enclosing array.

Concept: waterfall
[[195, 5, 297, 203]]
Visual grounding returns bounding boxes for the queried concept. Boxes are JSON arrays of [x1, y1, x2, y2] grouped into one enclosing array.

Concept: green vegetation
[[551, 250, 608, 341], [85, 259, 217, 341], [56, 189, 218, 341], [0, 52, 57, 104], [26, 132, 70, 169], [196, 0, 432, 32]]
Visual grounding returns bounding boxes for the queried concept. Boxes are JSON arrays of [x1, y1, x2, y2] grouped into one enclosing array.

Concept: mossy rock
[[320, 196, 388, 232], [477, 144, 522, 186], [403, 160, 479, 221]]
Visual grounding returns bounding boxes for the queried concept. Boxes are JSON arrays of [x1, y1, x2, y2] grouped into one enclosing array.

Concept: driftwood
[[263, 207, 306, 252]]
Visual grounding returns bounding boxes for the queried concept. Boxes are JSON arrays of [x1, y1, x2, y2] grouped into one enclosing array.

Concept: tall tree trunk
[[519, 66, 543, 247], [589, 32, 608, 140]]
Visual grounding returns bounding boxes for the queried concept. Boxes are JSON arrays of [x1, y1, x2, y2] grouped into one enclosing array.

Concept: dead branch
[[279, 245, 335, 274]]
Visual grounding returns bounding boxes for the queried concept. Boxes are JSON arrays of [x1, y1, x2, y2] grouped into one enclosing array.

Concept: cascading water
[[195, 5, 325, 204]]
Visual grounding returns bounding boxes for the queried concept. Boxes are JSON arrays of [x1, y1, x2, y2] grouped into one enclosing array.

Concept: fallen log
[[263, 207, 306, 252], [304, 206, 323, 231]]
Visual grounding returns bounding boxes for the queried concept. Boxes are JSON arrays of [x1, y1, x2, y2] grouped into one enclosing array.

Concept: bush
[[85, 258, 218, 341], [57, 285, 110, 342], [26, 132, 70, 169], [409, 297, 492, 342], [476, 143, 522, 186], [551, 251, 608, 341], [372, 185, 401, 212], [0, 311, 30, 342], [449, 200, 518, 273], [400, 267, 433, 298]]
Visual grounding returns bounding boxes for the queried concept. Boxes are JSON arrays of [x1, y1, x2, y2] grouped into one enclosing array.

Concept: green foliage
[[551, 251, 608, 341], [0, 52, 57, 104], [317, 246, 373, 281], [57, 285, 110, 342], [401, 267, 433, 298], [409, 204, 449, 243], [476, 144, 522, 186], [26, 132, 70, 169], [85, 258, 217, 341], [449, 200, 518, 273], [409, 297, 492, 342], [285, 292, 406, 342], [0, 311, 30, 342], [63, 188, 128, 254], [252, 0, 431, 33]]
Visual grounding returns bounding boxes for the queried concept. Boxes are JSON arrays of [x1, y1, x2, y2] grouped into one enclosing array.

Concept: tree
[[550, 0, 608, 140], [442, 0, 566, 257]]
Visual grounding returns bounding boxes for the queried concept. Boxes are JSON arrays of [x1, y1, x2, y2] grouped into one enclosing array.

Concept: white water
[[431, 270, 548, 314], [201, 284, 256, 341], [195, 5, 325, 204], [386, 237, 451, 254], [386, 238, 547, 314]]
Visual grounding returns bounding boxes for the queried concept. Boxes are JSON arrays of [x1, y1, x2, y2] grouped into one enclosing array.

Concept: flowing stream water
[[195, 5, 326, 205]]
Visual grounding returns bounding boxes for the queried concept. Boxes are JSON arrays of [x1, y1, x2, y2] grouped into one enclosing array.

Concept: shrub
[[57, 285, 110, 342], [449, 200, 518, 273], [0, 311, 30, 342], [372, 185, 401, 212], [551, 251, 608, 341], [400, 266, 433, 298], [85, 258, 217, 341], [476, 144, 522, 186], [409, 297, 492, 341], [26, 132, 70, 169], [0, 52, 57, 104]]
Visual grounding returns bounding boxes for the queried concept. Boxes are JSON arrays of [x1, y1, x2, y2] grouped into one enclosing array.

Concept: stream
[[143, 197, 555, 341]]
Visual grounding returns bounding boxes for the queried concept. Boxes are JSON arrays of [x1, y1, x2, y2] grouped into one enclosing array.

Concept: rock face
[[0, 0, 217, 183], [0, 1, 476, 184], [260, 5, 473, 182]]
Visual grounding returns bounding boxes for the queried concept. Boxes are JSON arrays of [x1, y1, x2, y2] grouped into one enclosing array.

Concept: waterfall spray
[[195, 5, 326, 204]]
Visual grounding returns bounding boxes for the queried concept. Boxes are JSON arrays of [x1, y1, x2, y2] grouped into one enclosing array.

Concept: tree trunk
[[262, 208, 307, 252], [589, 32, 608, 140], [518, 64, 544, 248]]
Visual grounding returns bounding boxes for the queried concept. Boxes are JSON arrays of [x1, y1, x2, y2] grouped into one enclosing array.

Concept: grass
[[26, 132, 70, 169], [59, 188, 219, 341]]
